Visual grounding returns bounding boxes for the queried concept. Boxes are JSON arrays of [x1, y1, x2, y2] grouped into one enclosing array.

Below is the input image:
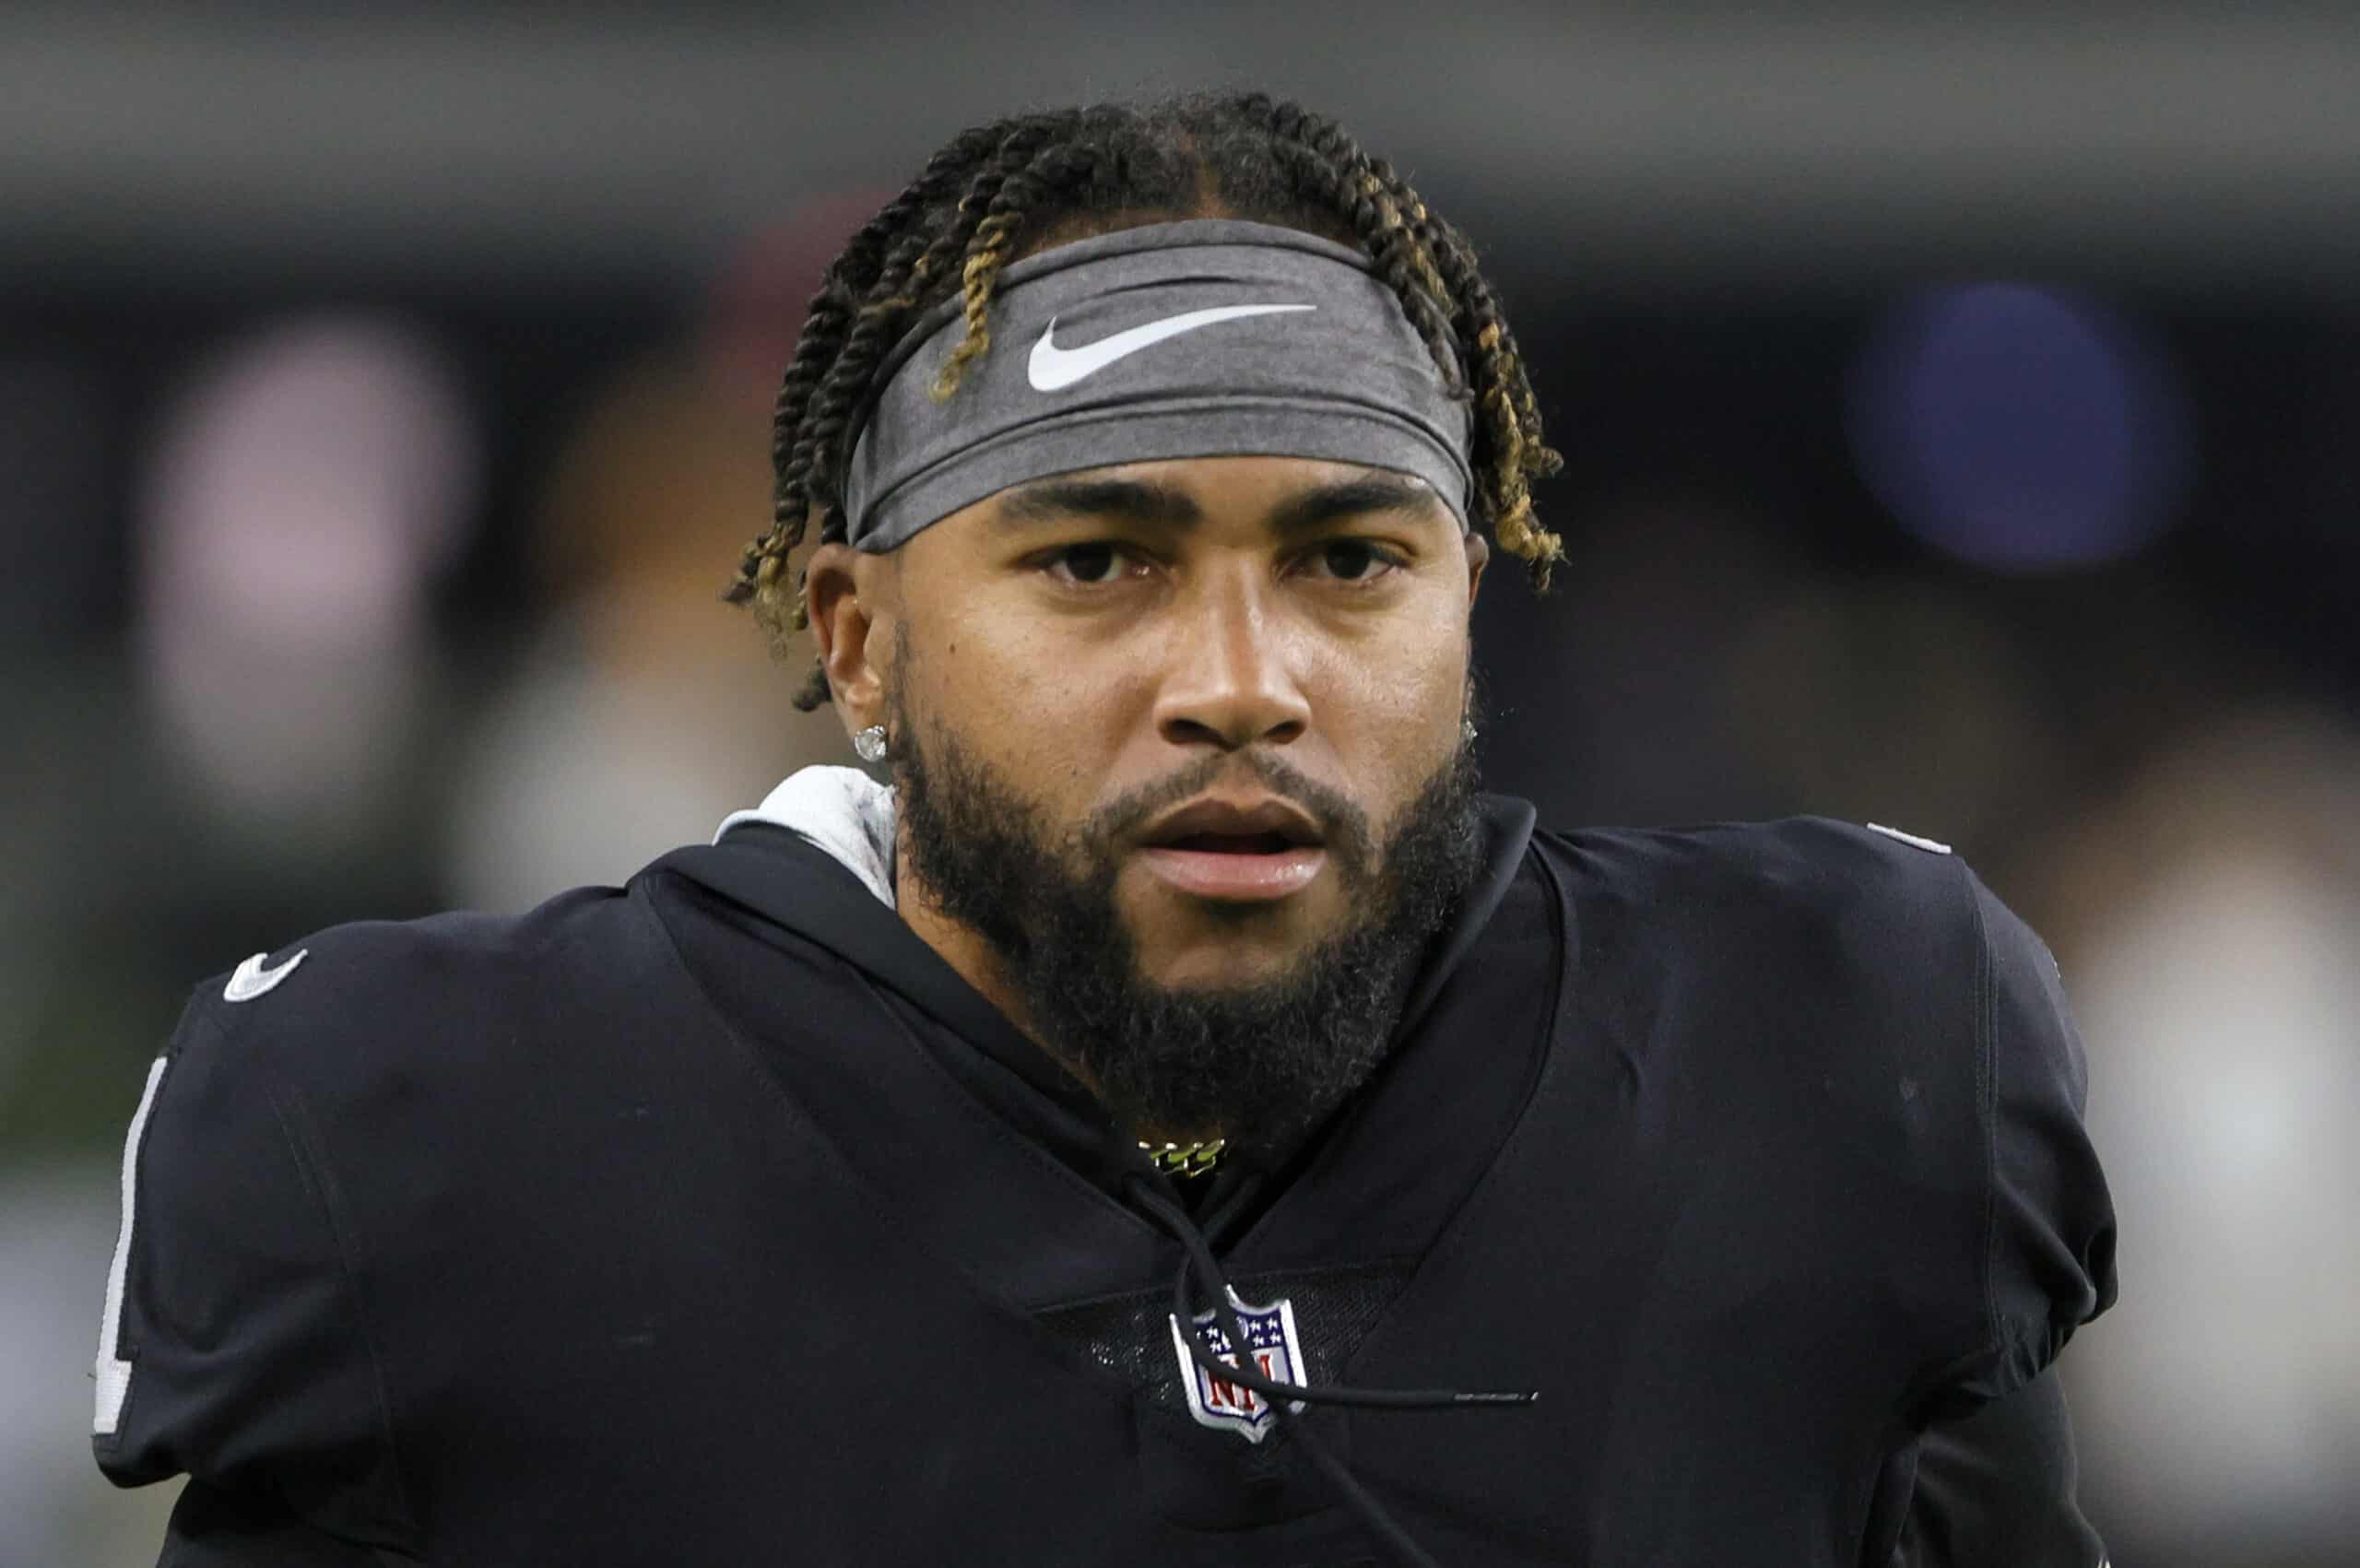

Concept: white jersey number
[[93, 1056, 169, 1435]]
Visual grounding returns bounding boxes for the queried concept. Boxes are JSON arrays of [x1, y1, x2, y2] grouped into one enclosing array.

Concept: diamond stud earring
[[853, 725, 890, 763]]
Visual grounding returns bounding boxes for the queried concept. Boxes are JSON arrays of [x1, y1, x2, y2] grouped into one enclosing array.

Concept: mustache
[[1081, 750, 1376, 870]]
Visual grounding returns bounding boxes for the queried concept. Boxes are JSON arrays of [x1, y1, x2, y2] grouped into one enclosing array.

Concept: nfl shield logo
[[1169, 1287, 1306, 1444]]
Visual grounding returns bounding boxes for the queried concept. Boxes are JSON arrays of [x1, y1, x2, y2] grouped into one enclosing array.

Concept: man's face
[[813, 454, 1490, 1146], [880, 454, 1485, 987]]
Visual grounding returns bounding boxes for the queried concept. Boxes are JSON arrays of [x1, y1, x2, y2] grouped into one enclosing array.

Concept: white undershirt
[[714, 765, 899, 909]]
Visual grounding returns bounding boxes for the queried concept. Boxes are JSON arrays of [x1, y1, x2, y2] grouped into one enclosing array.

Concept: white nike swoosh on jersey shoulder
[[223, 948, 308, 1003], [1026, 303, 1316, 392]]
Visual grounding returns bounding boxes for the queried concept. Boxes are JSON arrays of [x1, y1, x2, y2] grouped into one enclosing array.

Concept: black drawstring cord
[[1130, 1181, 1537, 1412], [1125, 1174, 1537, 1568]]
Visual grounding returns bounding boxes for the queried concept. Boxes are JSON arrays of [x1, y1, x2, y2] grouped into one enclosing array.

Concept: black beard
[[889, 691, 1484, 1159]]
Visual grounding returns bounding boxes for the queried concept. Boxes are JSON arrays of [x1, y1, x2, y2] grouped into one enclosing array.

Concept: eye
[[1042, 542, 1140, 586], [1301, 539, 1404, 584]]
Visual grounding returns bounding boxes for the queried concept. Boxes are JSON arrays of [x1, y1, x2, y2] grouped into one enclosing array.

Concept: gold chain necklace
[[1138, 1138, 1226, 1179]]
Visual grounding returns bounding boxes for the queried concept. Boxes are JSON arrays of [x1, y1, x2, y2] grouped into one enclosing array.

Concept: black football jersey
[[92, 796, 2118, 1566]]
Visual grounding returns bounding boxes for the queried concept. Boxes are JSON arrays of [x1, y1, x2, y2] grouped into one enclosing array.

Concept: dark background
[[4, 6, 2355, 1563]]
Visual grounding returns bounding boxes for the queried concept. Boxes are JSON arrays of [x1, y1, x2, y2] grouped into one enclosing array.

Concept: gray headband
[[841, 219, 1474, 551]]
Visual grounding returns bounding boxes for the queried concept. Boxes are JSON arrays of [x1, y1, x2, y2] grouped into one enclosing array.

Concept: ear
[[805, 540, 890, 726], [1461, 528, 1491, 612]]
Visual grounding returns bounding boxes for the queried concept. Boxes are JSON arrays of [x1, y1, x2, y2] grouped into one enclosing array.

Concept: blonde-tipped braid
[[729, 91, 1566, 707]]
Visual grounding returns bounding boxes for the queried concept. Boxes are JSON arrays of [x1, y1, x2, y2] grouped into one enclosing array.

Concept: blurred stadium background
[[5, 6, 2356, 1564]]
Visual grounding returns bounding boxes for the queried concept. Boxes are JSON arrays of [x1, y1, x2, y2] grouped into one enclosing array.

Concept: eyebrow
[[994, 472, 1446, 536]]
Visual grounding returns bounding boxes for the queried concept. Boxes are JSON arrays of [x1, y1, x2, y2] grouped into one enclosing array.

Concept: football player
[[94, 91, 2117, 1566]]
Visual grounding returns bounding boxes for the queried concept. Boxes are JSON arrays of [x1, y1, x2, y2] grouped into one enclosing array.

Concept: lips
[[1137, 796, 1328, 902], [1141, 796, 1323, 850]]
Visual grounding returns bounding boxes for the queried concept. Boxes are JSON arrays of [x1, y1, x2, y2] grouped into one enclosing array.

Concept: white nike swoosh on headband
[[1027, 303, 1316, 392]]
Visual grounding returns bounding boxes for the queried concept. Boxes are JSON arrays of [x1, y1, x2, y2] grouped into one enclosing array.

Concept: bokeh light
[[443, 340, 843, 913], [136, 315, 477, 835], [2046, 711, 2360, 1559], [1848, 283, 2191, 572]]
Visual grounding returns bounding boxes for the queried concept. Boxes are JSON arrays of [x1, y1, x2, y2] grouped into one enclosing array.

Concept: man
[[94, 92, 2117, 1566]]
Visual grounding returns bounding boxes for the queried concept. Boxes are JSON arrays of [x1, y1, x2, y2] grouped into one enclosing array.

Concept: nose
[[1151, 566, 1312, 752]]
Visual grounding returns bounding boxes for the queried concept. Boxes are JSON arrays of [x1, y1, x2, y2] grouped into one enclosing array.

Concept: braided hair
[[726, 90, 1564, 708]]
